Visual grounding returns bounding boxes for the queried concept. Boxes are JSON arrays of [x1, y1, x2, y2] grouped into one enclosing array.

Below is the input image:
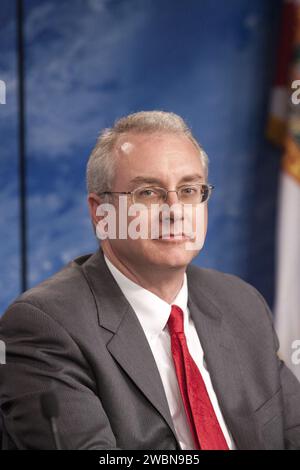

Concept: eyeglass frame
[[98, 183, 215, 204]]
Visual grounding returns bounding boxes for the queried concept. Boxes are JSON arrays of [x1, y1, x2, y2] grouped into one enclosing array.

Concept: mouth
[[156, 233, 191, 242]]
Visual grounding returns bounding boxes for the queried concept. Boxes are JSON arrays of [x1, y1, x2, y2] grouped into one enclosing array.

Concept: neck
[[101, 244, 186, 304]]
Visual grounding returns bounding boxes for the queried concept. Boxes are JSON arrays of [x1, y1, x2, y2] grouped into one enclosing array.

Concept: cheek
[[195, 204, 207, 229], [184, 204, 208, 251], [181, 204, 207, 232], [204, 205, 208, 231]]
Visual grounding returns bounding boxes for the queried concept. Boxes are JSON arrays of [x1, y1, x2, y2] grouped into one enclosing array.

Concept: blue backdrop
[[0, 0, 282, 313]]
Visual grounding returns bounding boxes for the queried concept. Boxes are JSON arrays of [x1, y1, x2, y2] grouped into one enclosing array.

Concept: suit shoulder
[[187, 263, 273, 325], [2, 253, 96, 329], [188, 262, 259, 295]]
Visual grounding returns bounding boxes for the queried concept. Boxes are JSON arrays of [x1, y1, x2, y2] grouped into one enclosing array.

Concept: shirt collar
[[103, 254, 188, 340]]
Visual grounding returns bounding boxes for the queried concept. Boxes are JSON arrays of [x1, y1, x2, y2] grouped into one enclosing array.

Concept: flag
[[269, 0, 300, 381]]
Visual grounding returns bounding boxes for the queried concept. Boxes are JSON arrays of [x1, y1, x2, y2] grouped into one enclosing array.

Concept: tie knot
[[167, 304, 184, 335]]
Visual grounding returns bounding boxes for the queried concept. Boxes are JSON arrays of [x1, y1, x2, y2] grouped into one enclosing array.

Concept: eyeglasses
[[99, 183, 214, 206]]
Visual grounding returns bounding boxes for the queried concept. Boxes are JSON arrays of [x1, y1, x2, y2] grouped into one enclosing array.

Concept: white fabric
[[104, 254, 235, 449], [274, 172, 300, 382]]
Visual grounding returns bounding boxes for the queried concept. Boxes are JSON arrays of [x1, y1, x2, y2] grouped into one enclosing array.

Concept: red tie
[[167, 304, 229, 450]]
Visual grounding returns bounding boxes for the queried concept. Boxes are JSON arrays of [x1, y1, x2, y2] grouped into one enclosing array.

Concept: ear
[[87, 193, 102, 229]]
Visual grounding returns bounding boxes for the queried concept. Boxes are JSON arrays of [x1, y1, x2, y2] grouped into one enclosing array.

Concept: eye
[[181, 186, 197, 194], [137, 188, 156, 197]]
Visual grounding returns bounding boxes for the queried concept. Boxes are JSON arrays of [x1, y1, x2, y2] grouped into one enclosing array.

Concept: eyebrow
[[129, 174, 205, 187]]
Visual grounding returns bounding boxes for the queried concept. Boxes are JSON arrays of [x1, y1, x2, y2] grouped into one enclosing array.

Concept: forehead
[[114, 132, 204, 179], [115, 131, 199, 153]]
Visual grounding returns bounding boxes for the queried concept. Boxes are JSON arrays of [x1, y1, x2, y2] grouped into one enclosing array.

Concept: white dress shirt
[[104, 255, 235, 450]]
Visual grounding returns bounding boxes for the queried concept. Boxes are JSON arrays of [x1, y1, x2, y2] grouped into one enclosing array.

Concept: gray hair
[[86, 111, 209, 194]]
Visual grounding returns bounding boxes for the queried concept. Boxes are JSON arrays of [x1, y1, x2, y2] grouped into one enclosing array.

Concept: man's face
[[100, 131, 208, 271]]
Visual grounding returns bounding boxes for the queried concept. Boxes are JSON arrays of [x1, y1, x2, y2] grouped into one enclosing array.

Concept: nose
[[165, 190, 180, 206], [162, 191, 184, 225]]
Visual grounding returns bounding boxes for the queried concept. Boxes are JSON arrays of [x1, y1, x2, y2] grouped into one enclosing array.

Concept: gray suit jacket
[[0, 248, 300, 450]]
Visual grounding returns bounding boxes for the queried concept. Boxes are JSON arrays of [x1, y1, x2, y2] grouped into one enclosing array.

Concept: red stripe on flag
[[273, 1, 297, 86]]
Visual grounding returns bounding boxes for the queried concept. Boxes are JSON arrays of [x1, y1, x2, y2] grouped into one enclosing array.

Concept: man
[[0, 111, 300, 450]]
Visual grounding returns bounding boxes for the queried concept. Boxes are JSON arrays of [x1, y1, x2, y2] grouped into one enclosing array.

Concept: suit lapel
[[187, 276, 261, 450], [82, 249, 261, 450], [82, 248, 181, 448], [106, 307, 181, 445]]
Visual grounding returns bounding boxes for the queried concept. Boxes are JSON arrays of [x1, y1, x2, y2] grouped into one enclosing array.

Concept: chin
[[145, 243, 194, 269]]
